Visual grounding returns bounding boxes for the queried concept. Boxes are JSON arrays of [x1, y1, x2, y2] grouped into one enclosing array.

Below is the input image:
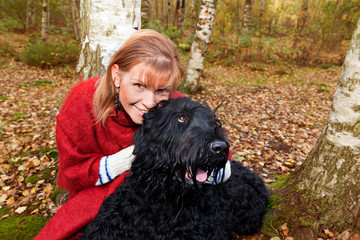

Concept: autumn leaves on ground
[[0, 34, 339, 239]]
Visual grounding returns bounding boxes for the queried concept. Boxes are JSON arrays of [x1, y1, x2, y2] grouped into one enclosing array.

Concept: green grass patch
[[24, 168, 52, 185], [22, 80, 53, 88], [12, 112, 27, 120], [0, 95, 9, 101], [0, 208, 47, 240]]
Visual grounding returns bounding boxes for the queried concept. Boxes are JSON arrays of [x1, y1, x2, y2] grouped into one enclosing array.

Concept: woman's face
[[112, 64, 172, 124]]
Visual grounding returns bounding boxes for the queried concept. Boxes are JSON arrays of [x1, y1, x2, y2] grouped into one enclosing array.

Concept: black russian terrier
[[81, 97, 268, 240]]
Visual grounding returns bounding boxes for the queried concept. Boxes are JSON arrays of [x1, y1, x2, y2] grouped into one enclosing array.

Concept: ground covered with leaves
[[0, 38, 341, 239]]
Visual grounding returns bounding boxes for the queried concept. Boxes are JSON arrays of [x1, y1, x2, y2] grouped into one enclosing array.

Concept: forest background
[[0, 0, 360, 239]]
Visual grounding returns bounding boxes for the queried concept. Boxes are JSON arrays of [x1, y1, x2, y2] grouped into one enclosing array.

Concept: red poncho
[[35, 76, 183, 240]]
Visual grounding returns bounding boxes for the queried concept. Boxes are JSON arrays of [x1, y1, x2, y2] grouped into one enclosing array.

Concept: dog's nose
[[209, 141, 229, 156]]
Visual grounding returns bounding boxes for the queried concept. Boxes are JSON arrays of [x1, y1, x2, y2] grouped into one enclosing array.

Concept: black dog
[[81, 97, 268, 240]]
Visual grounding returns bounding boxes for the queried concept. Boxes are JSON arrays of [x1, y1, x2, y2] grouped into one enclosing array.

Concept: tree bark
[[71, 0, 80, 40], [141, 0, 151, 28], [183, 0, 216, 93], [166, 0, 172, 28], [292, 0, 308, 49], [76, 0, 141, 80], [26, 0, 30, 32], [267, 18, 360, 239], [41, 0, 48, 41], [242, 0, 252, 32], [174, 0, 185, 29]]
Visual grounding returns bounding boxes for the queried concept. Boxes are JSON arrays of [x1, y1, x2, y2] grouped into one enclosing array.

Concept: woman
[[35, 29, 230, 239], [35, 29, 184, 240]]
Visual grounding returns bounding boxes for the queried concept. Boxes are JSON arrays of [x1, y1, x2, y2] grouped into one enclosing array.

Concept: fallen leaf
[[15, 206, 27, 214]]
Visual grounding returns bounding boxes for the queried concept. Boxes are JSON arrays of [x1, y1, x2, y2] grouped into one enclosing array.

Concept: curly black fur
[[81, 97, 268, 240]]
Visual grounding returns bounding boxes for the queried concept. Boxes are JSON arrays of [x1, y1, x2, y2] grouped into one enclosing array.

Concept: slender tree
[[267, 18, 360, 239], [41, 0, 48, 41], [70, 0, 80, 40], [183, 0, 216, 93], [141, 0, 151, 28], [166, 0, 172, 27], [292, 0, 308, 49], [242, 0, 252, 32], [174, 0, 185, 29], [76, 0, 141, 80]]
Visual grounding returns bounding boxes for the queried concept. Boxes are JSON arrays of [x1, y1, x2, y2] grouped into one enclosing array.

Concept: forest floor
[[0, 33, 348, 239]]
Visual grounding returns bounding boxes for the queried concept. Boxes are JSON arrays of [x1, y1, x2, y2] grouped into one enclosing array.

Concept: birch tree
[[267, 18, 360, 239], [77, 0, 141, 80], [41, 0, 48, 41], [242, 0, 252, 32], [183, 0, 216, 93]]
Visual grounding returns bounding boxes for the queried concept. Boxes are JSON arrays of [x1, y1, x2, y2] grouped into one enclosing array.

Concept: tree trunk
[[47, 0, 50, 27], [76, 0, 141, 80], [71, 0, 80, 40], [267, 18, 360, 239], [242, 0, 252, 32], [174, 0, 185, 29], [141, 0, 151, 28], [183, 0, 216, 93], [154, 0, 159, 20], [26, 0, 30, 32], [166, 0, 172, 28], [258, 0, 266, 55], [292, 0, 308, 49], [41, 0, 48, 41], [189, 0, 198, 33]]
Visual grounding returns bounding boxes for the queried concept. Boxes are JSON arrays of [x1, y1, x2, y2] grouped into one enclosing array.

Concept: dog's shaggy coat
[[81, 97, 268, 240]]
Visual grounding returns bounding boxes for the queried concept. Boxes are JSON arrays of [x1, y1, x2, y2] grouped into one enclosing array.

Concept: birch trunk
[[77, 0, 141, 80], [267, 18, 360, 239], [183, 0, 216, 93], [242, 0, 252, 32], [41, 0, 48, 41]]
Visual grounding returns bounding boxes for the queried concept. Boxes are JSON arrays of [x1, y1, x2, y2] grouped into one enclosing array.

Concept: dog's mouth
[[185, 169, 208, 183]]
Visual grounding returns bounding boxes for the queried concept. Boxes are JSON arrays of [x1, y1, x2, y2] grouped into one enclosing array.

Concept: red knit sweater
[[35, 76, 183, 240]]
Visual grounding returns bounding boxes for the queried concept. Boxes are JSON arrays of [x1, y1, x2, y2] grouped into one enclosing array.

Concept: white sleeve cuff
[[96, 145, 135, 186]]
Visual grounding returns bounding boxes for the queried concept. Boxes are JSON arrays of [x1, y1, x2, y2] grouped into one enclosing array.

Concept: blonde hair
[[93, 29, 184, 125]]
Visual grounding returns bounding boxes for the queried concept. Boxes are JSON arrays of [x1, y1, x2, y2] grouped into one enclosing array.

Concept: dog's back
[[81, 97, 268, 240]]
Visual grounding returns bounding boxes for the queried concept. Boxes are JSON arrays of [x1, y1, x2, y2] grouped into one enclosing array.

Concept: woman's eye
[[178, 115, 186, 122], [134, 83, 144, 89]]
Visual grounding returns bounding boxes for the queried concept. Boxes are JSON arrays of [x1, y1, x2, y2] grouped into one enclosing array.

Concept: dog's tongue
[[195, 169, 207, 182]]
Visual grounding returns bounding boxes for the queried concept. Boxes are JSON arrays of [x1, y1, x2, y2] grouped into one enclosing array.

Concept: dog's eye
[[178, 115, 186, 123]]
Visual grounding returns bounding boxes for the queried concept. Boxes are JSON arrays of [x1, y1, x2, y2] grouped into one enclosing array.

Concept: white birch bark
[[272, 18, 360, 238], [77, 0, 141, 80], [41, 0, 48, 41], [184, 0, 216, 93], [242, 0, 252, 32]]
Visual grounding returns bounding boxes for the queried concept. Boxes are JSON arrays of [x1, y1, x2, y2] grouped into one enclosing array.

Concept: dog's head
[[132, 97, 229, 185]]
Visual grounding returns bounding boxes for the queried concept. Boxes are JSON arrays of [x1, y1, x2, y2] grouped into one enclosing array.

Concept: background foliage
[[1, 0, 359, 68]]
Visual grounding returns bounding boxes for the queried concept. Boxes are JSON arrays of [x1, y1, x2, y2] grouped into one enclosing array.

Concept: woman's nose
[[142, 90, 156, 109]]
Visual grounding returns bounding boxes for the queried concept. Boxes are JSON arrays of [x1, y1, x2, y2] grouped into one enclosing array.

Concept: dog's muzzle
[[209, 141, 229, 158]]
